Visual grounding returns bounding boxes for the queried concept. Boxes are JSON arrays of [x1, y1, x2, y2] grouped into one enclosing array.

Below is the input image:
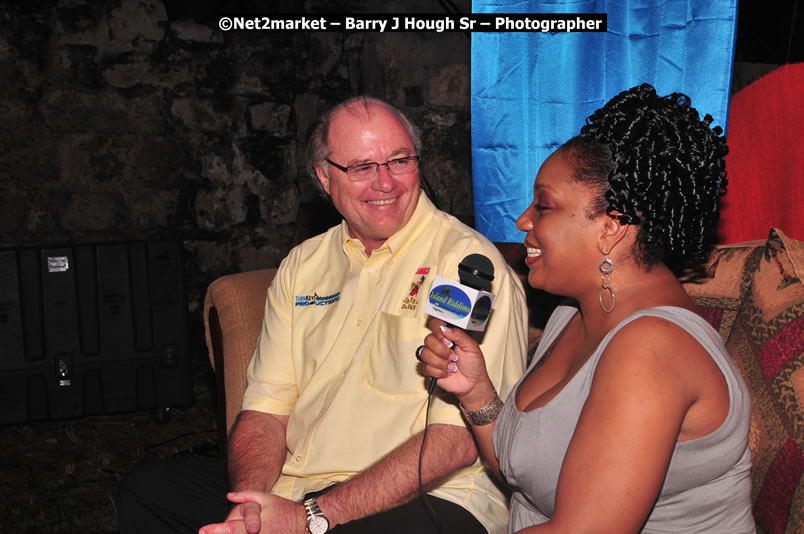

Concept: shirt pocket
[[360, 311, 429, 399]]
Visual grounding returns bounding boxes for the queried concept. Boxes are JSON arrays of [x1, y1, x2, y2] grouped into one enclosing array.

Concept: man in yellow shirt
[[119, 97, 527, 534]]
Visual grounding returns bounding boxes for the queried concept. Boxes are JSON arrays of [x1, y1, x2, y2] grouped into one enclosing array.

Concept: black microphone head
[[458, 253, 494, 291]]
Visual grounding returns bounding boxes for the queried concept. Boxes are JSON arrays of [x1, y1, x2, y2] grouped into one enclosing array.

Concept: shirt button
[[355, 319, 362, 326], [295, 455, 302, 462], [367, 269, 374, 275]]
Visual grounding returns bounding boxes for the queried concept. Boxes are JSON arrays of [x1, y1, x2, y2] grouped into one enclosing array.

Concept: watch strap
[[303, 497, 329, 533]]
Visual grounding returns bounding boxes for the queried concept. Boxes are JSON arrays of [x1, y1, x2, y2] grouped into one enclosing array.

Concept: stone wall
[[0, 0, 473, 352]]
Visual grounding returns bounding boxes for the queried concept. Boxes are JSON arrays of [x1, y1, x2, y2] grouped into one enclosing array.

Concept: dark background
[[1, 0, 802, 354]]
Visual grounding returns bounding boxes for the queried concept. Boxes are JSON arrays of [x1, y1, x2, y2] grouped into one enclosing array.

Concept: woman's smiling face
[[516, 150, 606, 296]]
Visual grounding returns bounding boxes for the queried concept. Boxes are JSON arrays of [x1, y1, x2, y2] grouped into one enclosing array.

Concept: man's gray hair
[[305, 96, 422, 193]]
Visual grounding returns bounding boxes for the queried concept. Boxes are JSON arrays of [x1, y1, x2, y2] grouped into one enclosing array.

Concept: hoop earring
[[599, 254, 615, 313]]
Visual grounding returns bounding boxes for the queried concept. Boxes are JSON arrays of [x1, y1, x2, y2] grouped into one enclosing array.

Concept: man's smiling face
[[316, 102, 421, 253]]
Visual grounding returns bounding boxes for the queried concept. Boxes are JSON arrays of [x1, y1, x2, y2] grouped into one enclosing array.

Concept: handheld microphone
[[424, 254, 495, 394]]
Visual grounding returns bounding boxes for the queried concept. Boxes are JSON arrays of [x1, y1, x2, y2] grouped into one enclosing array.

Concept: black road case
[[0, 240, 193, 424]]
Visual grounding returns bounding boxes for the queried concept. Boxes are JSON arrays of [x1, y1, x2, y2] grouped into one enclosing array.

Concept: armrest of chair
[[203, 268, 278, 450]]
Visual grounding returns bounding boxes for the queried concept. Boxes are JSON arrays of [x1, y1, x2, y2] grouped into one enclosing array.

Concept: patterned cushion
[[684, 237, 766, 342], [723, 228, 804, 534]]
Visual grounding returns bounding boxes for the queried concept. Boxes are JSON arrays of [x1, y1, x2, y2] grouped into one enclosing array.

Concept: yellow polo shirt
[[242, 193, 527, 534]]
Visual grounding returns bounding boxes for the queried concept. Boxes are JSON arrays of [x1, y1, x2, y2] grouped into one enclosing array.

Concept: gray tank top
[[493, 305, 755, 533]]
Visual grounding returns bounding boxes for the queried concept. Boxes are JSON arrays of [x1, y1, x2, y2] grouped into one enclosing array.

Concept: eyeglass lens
[[347, 157, 418, 180]]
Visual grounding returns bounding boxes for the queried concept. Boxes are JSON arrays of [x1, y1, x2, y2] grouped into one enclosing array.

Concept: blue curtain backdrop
[[471, 0, 739, 242]]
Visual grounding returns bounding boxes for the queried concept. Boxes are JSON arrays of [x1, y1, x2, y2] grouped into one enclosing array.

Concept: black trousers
[[117, 456, 488, 534]]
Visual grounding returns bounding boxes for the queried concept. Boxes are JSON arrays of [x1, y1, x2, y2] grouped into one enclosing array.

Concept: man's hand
[[199, 492, 306, 534], [201, 499, 262, 534]]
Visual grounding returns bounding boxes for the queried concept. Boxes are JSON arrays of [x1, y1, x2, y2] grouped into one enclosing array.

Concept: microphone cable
[[418, 380, 444, 533]]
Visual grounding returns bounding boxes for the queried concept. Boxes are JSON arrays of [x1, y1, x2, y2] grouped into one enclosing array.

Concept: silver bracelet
[[459, 391, 504, 426]]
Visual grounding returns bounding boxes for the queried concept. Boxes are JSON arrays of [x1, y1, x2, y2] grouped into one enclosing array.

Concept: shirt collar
[[340, 190, 434, 261]]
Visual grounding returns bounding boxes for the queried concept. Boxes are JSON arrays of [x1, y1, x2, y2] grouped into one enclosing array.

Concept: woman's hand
[[420, 317, 494, 402]]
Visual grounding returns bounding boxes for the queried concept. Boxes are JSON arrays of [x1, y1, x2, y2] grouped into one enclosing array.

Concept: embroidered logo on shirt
[[402, 267, 430, 311], [295, 292, 341, 307]]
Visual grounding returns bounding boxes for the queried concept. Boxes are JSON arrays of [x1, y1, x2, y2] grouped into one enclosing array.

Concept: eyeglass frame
[[324, 155, 420, 181]]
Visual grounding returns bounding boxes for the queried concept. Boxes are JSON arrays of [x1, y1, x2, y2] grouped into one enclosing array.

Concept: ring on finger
[[415, 345, 425, 361]]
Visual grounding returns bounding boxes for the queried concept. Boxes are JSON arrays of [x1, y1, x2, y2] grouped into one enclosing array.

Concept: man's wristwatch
[[303, 497, 330, 534]]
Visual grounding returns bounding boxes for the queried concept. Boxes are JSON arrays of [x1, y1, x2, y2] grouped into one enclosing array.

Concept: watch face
[[308, 515, 329, 534]]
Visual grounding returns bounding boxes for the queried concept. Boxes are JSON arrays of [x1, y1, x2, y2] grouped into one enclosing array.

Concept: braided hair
[[560, 83, 728, 271]]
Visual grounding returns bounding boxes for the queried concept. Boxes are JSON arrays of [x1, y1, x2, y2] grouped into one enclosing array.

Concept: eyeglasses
[[325, 155, 420, 181]]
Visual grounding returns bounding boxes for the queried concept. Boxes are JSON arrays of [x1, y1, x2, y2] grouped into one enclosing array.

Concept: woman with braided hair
[[419, 84, 755, 533]]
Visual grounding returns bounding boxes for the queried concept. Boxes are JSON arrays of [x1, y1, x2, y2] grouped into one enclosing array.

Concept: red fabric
[[719, 63, 804, 243], [694, 305, 724, 332], [752, 437, 804, 534], [757, 315, 804, 380]]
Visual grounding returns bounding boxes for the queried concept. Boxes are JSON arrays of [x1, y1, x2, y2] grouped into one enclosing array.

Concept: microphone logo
[[424, 274, 496, 331], [428, 284, 472, 319]]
